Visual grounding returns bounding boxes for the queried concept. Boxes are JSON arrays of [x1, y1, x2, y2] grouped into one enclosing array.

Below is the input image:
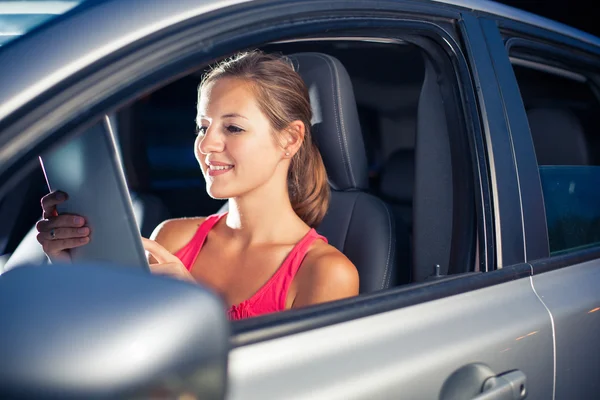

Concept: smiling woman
[[196, 51, 330, 227], [36, 50, 359, 320]]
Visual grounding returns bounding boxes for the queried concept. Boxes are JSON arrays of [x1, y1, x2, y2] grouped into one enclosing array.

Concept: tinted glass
[[512, 63, 600, 254], [540, 166, 600, 254]]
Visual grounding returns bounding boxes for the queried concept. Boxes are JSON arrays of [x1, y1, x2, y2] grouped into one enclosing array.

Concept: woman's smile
[[206, 160, 234, 177], [208, 164, 234, 176]]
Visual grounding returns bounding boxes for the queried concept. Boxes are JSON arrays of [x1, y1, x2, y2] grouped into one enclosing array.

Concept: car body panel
[[0, 0, 252, 121], [228, 274, 553, 399], [434, 0, 600, 48], [491, 12, 600, 400], [0, 1, 81, 46], [530, 260, 600, 399]]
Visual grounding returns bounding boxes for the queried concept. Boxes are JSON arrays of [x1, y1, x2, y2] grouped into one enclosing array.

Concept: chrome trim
[[273, 37, 407, 45]]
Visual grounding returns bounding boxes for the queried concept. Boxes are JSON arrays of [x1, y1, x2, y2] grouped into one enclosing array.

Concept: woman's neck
[[224, 181, 308, 245]]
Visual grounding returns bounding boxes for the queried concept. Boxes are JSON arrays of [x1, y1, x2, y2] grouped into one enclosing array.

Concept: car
[[0, 0, 599, 398]]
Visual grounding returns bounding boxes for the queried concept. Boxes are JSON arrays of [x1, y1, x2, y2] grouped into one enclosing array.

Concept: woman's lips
[[207, 164, 234, 177]]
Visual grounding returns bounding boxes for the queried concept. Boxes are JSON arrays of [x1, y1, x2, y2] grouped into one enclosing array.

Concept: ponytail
[[288, 134, 330, 227]]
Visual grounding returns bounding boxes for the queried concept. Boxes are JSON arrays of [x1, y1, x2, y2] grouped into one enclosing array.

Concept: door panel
[[228, 275, 553, 399], [531, 260, 600, 399]]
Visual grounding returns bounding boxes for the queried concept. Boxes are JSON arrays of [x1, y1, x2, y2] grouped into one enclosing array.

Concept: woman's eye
[[196, 126, 208, 136], [226, 125, 243, 134]]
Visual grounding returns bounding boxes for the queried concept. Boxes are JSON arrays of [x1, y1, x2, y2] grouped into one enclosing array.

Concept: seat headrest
[[380, 149, 414, 203], [527, 107, 589, 165], [289, 53, 369, 190]]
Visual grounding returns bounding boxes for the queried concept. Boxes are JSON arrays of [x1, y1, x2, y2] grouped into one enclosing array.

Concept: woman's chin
[[205, 183, 237, 200]]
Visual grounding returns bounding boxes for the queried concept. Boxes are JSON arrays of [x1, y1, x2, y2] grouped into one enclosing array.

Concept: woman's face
[[195, 77, 287, 199]]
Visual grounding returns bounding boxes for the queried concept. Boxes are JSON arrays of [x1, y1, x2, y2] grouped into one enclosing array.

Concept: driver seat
[[293, 53, 397, 292]]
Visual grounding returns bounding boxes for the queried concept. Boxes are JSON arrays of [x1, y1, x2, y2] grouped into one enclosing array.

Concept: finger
[[36, 215, 86, 232], [141, 238, 178, 264], [148, 263, 189, 280], [148, 262, 180, 274], [41, 191, 68, 215], [42, 209, 58, 220], [38, 236, 90, 254], [39, 226, 90, 241]]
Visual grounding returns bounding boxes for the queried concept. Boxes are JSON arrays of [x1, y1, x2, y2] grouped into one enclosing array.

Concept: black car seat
[[527, 107, 590, 165], [290, 52, 399, 292], [379, 149, 414, 284], [412, 54, 457, 282], [380, 149, 415, 230]]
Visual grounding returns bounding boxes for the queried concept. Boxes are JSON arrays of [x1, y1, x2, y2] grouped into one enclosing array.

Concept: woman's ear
[[283, 120, 305, 158]]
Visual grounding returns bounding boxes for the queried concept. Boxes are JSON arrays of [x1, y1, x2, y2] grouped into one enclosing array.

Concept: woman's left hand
[[141, 237, 196, 284]]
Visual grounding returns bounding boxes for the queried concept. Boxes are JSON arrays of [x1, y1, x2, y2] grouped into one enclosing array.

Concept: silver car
[[0, 0, 599, 398]]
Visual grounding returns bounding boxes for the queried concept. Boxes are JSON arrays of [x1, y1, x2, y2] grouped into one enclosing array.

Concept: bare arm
[[146, 217, 205, 263], [292, 248, 359, 309]]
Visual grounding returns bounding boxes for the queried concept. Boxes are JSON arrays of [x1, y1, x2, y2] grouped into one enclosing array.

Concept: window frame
[[495, 17, 600, 271], [0, 0, 521, 346], [459, 13, 530, 269]]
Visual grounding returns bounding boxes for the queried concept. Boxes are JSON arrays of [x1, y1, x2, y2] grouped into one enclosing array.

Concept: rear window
[[511, 62, 600, 255], [540, 166, 600, 254]]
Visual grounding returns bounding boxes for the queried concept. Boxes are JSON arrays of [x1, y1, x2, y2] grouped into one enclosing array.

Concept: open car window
[[2, 29, 482, 313]]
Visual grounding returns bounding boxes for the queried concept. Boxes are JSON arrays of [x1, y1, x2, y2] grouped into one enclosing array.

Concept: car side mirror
[[0, 263, 229, 399]]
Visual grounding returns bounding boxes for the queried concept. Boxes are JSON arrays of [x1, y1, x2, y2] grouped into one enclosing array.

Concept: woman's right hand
[[36, 191, 90, 263]]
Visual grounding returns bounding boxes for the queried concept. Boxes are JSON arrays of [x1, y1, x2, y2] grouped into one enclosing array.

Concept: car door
[[0, 1, 554, 399], [483, 15, 600, 399]]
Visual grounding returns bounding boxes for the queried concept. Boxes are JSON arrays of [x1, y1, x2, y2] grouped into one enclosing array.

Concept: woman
[[36, 50, 359, 320]]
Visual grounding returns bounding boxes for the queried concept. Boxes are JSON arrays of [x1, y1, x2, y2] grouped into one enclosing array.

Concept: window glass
[[512, 62, 600, 254], [540, 166, 600, 254]]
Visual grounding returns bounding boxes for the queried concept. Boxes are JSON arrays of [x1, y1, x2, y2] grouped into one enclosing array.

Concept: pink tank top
[[175, 213, 327, 320]]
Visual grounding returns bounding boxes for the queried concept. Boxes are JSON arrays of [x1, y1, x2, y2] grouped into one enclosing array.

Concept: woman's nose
[[198, 128, 224, 155]]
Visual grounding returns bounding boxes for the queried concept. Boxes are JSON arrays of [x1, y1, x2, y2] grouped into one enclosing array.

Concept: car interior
[[0, 37, 479, 307]]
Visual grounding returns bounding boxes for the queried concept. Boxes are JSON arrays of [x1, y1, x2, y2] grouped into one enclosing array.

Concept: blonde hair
[[200, 51, 330, 227]]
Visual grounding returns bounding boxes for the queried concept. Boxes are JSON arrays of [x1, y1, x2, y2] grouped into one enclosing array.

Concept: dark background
[[498, 0, 599, 37]]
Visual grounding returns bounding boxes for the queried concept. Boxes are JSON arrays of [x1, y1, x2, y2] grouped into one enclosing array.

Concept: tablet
[[39, 116, 149, 271]]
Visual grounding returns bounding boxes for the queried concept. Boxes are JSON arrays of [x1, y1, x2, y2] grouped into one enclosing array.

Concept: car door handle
[[440, 364, 527, 400], [472, 370, 527, 400]]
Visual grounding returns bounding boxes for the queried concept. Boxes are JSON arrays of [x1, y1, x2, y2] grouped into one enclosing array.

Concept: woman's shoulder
[[304, 240, 358, 282], [292, 239, 359, 307], [150, 216, 208, 253]]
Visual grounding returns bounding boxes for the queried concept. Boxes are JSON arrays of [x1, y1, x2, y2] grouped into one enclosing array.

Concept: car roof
[[0, 0, 598, 125], [435, 0, 600, 49]]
